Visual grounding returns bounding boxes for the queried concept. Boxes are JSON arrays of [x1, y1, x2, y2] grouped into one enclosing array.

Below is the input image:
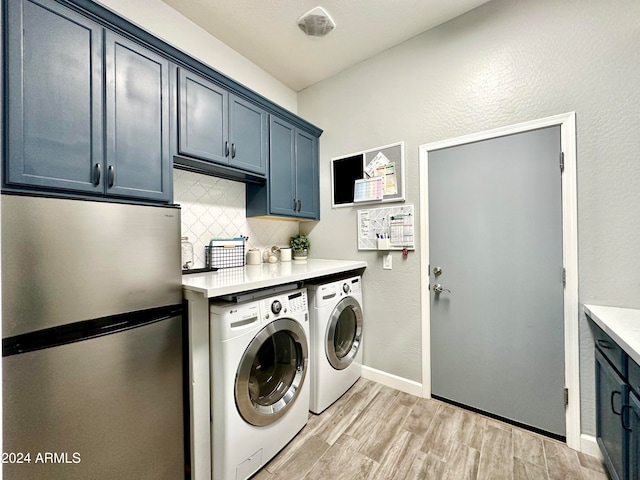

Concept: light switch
[[383, 253, 392, 270]]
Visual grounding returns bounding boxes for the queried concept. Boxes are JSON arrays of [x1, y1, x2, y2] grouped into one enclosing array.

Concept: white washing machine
[[307, 275, 364, 414], [209, 287, 310, 480]]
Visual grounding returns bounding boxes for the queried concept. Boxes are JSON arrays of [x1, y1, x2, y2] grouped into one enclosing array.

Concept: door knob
[[433, 284, 451, 294], [433, 266, 443, 276]]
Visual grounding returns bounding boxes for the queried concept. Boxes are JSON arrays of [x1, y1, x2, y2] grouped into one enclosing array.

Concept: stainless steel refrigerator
[[1, 194, 185, 479]]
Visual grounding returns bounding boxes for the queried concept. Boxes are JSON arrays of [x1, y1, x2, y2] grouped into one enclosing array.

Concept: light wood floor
[[254, 378, 609, 480]]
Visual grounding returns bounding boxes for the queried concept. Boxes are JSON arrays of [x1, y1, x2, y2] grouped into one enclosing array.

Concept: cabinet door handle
[[93, 163, 101, 186], [297, 200, 302, 212], [621, 404, 632, 431], [231, 143, 236, 158], [611, 390, 622, 415], [108, 165, 115, 188], [597, 339, 611, 349], [293, 198, 297, 211], [225, 141, 230, 157]]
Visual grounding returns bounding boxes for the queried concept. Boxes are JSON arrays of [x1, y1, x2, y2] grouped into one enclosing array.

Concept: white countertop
[[182, 258, 367, 298], [584, 304, 640, 366]]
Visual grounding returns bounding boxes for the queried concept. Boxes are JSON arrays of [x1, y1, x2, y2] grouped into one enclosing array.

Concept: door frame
[[418, 112, 579, 450]]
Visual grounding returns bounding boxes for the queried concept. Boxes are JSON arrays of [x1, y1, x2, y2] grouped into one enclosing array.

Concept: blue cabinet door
[[247, 116, 320, 220], [269, 117, 297, 216], [629, 392, 640, 480], [229, 94, 267, 176], [295, 129, 319, 219], [596, 348, 627, 480], [177, 68, 229, 165], [104, 32, 172, 202], [5, 0, 103, 193]]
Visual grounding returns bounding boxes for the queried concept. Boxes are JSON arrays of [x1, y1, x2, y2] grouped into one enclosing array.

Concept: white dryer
[[209, 288, 310, 480], [307, 275, 364, 414]]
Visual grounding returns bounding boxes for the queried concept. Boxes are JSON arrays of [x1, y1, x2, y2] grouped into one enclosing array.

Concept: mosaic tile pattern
[[174, 169, 299, 268]]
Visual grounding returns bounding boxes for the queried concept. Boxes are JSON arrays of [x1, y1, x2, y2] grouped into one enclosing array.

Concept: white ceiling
[[160, 0, 491, 92]]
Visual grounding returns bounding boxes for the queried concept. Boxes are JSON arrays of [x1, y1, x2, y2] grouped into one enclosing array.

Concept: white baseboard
[[580, 434, 602, 459], [361, 365, 423, 397]]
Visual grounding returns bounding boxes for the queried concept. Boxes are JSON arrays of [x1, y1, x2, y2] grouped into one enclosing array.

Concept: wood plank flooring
[[253, 378, 610, 480]]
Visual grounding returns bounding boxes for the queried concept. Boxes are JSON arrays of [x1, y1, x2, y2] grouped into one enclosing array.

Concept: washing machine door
[[326, 296, 363, 370], [235, 318, 308, 427]]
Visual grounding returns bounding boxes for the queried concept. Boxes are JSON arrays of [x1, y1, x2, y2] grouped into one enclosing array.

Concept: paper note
[[359, 210, 371, 238], [364, 151, 390, 178], [373, 162, 397, 196], [354, 177, 383, 202]]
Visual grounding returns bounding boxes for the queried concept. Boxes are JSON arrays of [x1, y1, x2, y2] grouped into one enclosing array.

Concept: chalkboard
[[331, 142, 405, 207], [331, 154, 363, 205]]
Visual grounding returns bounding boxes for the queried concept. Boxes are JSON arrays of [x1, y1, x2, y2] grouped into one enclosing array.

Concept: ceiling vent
[[297, 6, 336, 37]]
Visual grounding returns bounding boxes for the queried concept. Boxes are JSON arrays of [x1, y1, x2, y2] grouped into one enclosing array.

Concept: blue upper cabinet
[[246, 116, 319, 220], [177, 68, 267, 176], [294, 129, 319, 219], [228, 94, 268, 175], [5, 0, 104, 194], [3, 0, 320, 200], [3, 0, 172, 203], [268, 116, 297, 216], [105, 32, 172, 202], [178, 68, 229, 165]]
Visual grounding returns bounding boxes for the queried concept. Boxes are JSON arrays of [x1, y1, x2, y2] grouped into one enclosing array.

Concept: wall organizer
[[331, 142, 405, 207], [357, 204, 414, 251]]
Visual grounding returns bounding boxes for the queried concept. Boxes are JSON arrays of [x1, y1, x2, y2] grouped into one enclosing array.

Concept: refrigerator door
[[2, 314, 185, 479], [1, 195, 182, 338]]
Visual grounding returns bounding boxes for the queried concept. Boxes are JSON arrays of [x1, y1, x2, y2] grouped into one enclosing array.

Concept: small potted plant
[[290, 234, 310, 260]]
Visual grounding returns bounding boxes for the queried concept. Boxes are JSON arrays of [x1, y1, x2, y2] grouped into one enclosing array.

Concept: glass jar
[[181, 236, 194, 270]]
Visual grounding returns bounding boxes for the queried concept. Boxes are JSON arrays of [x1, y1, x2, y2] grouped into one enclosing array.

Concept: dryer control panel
[[346, 277, 361, 294]]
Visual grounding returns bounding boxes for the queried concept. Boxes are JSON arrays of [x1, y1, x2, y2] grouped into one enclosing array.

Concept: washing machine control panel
[[270, 300, 282, 314], [286, 290, 308, 314], [262, 289, 308, 319]]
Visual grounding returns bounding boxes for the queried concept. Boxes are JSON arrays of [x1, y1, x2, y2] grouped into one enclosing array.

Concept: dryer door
[[326, 297, 363, 370], [235, 318, 308, 427]]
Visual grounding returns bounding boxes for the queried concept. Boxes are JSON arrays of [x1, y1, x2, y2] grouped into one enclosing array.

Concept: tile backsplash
[[174, 169, 299, 268]]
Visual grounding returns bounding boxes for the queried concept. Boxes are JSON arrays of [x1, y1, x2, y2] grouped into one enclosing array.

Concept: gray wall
[[298, 0, 640, 436]]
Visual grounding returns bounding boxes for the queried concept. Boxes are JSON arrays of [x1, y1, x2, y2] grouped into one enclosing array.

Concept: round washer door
[[235, 318, 308, 427], [326, 296, 363, 370]]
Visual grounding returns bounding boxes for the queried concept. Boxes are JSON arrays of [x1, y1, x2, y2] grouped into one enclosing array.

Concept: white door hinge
[[562, 268, 566, 287], [564, 387, 569, 407]]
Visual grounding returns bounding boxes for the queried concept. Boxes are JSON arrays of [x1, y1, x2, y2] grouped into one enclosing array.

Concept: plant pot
[[292, 249, 308, 260]]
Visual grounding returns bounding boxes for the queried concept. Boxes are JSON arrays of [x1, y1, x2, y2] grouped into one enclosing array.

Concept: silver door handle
[[433, 284, 451, 294]]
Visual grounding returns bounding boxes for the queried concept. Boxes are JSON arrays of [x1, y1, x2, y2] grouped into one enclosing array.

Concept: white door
[[428, 126, 565, 437]]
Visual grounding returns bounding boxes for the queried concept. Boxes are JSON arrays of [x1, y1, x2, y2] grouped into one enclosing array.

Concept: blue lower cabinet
[[596, 348, 627, 480], [591, 316, 640, 480], [628, 393, 640, 480]]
